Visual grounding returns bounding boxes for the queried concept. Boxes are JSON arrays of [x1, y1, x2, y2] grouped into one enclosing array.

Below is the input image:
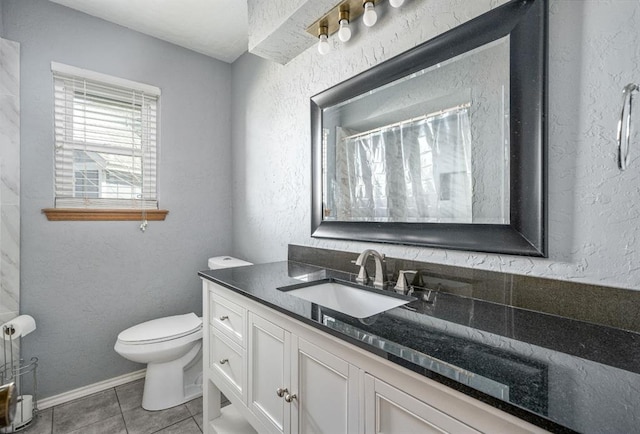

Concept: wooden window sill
[[42, 209, 169, 221]]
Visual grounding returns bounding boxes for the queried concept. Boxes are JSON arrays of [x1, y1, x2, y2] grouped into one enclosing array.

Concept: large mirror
[[311, 0, 547, 257]]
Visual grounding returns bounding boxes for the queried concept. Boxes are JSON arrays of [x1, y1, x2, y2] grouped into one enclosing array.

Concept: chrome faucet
[[355, 249, 387, 289]]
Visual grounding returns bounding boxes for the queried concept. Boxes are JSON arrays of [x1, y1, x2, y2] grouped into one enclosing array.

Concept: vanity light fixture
[[338, 10, 352, 42], [362, 1, 378, 27], [318, 24, 330, 55], [389, 0, 405, 7], [305, 0, 388, 53]]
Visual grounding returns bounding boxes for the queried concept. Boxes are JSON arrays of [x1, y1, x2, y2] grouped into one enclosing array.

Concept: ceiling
[[49, 0, 248, 63]]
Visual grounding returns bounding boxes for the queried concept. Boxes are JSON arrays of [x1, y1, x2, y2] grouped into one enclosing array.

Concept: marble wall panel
[[0, 95, 20, 206], [0, 39, 19, 97], [0, 37, 20, 366], [0, 204, 19, 316]]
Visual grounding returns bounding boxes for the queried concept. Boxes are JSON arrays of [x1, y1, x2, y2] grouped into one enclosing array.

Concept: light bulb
[[362, 1, 377, 27], [389, 0, 404, 7], [318, 34, 330, 55], [338, 19, 352, 42]]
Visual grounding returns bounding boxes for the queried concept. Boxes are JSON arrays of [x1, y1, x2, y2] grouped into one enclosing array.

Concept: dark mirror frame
[[311, 0, 548, 257]]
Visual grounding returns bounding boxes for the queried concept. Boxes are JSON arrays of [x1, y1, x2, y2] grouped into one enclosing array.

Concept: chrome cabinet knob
[[219, 359, 229, 365], [276, 387, 288, 398], [219, 315, 229, 321], [284, 393, 297, 403]]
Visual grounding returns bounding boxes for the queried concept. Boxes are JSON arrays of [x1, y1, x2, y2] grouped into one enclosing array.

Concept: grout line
[[113, 385, 129, 434], [50, 404, 55, 434], [114, 385, 122, 409], [119, 411, 128, 434]]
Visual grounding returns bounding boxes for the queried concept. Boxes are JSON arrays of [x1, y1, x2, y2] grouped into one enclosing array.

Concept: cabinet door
[[290, 337, 360, 434], [364, 375, 480, 434], [248, 313, 291, 434]]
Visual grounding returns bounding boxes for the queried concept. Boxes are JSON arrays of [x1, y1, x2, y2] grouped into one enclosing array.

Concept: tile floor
[[19, 378, 227, 434]]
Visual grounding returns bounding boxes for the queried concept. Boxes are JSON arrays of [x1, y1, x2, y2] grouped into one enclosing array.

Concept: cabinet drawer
[[210, 328, 246, 401], [210, 291, 246, 347]]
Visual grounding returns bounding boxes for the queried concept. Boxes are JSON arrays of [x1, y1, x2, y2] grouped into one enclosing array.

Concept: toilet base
[[142, 342, 203, 411]]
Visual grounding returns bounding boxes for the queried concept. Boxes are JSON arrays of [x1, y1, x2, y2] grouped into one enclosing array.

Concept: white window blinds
[[52, 62, 160, 209]]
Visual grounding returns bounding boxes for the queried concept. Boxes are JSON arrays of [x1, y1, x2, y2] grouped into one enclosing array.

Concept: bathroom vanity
[[197, 257, 640, 434], [200, 267, 543, 433]]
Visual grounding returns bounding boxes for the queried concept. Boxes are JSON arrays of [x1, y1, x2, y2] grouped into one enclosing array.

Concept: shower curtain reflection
[[335, 107, 472, 223]]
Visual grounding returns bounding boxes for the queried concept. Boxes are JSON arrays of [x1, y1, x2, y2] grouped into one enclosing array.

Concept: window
[[50, 63, 161, 216]]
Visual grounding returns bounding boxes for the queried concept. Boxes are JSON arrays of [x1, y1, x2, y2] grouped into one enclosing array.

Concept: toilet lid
[[118, 313, 202, 344]]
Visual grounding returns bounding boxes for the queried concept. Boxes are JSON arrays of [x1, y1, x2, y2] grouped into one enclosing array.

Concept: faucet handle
[[394, 270, 417, 295], [355, 263, 369, 284]]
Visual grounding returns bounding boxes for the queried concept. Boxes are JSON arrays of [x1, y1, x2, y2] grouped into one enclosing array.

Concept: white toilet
[[114, 256, 252, 411]]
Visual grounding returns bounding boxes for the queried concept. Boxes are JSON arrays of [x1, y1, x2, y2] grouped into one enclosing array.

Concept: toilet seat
[[117, 313, 202, 345]]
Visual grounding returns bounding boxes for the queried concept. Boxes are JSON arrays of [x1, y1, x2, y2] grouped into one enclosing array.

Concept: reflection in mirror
[[322, 37, 510, 225]]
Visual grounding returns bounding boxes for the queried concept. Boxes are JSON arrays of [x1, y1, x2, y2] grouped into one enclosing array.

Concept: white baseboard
[[38, 369, 146, 410]]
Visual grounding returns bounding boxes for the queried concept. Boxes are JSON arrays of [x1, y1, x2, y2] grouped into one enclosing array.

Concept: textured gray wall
[[4, 0, 233, 398], [231, 0, 640, 290]]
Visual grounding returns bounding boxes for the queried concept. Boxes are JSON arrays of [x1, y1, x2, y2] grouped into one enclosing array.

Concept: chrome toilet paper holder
[[0, 318, 38, 433]]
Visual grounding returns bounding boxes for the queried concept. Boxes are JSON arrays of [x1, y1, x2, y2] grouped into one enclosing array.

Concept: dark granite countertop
[[199, 261, 640, 434]]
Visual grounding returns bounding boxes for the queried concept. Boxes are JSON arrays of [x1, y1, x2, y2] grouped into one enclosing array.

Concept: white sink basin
[[279, 279, 414, 319]]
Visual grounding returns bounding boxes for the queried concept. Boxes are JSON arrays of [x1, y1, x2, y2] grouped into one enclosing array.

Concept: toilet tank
[[208, 256, 253, 270]]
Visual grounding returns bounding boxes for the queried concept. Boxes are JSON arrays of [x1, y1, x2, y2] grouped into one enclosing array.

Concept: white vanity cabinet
[[247, 312, 359, 434], [202, 279, 549, 434]]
